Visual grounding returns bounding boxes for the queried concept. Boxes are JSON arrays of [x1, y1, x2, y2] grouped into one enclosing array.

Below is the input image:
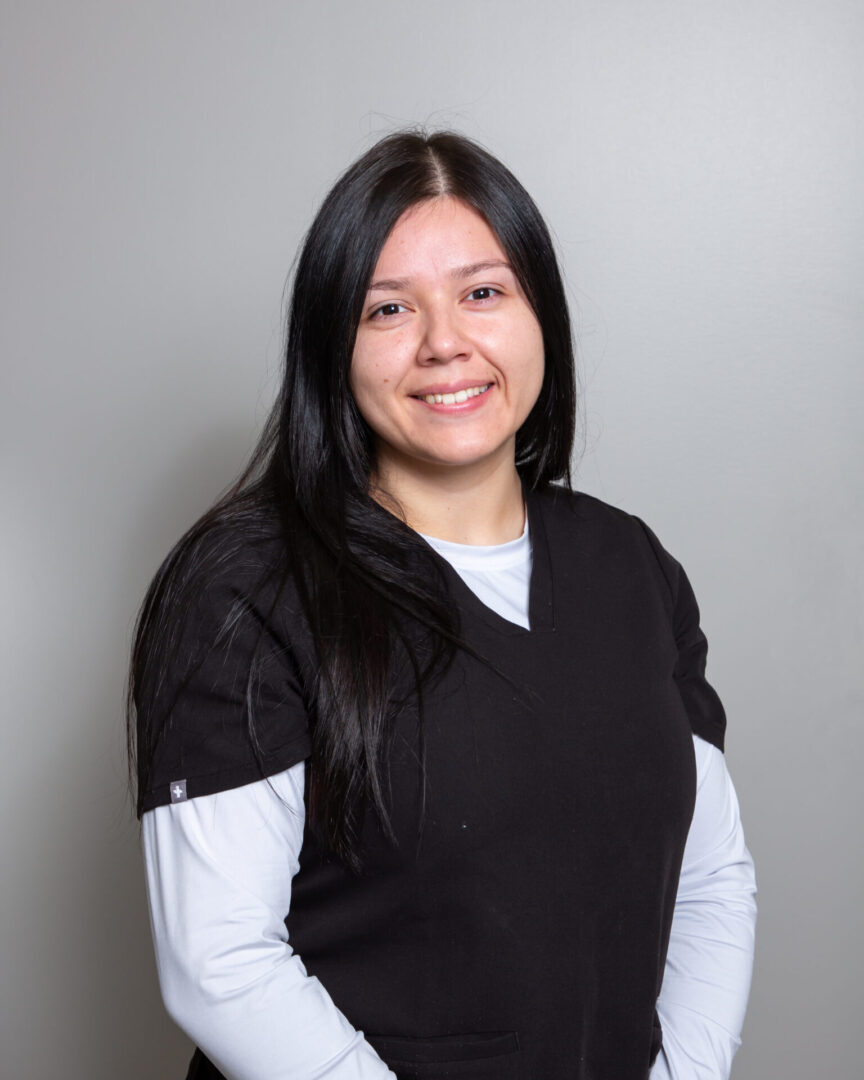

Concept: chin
[[420, 447, 508, 471]]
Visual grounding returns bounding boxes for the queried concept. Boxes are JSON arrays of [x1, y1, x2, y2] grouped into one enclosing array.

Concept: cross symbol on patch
[[169, 780, 188, 803]]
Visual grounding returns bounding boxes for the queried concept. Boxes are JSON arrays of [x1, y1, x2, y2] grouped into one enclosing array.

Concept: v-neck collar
[[421, 484, 556, 637]]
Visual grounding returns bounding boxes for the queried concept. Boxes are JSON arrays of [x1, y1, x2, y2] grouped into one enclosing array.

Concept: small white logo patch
[[170, 780, 188, 803]]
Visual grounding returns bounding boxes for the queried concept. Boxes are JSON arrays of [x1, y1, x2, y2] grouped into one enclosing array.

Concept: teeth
[[421, 384, 490, 406]]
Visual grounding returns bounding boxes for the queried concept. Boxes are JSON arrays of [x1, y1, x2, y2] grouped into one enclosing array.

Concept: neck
[[371, 454, 525, 545]]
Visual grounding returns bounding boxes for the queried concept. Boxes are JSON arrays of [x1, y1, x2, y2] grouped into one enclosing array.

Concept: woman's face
[[350, 197, 545, 485]]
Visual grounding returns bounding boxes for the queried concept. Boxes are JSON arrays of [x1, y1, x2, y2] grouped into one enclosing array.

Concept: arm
[[142, 764, 395, 1080], [650, 735, 757, 1080]]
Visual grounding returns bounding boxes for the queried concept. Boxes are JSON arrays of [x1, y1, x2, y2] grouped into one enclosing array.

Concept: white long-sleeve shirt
[[142, 522, 757, 1079]]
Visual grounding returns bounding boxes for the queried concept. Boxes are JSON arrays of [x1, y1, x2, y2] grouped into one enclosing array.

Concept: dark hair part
[[128, 129, 576, 865]]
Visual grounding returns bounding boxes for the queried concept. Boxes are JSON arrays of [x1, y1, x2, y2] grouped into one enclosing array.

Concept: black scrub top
[[141, 485, 726, 1080]]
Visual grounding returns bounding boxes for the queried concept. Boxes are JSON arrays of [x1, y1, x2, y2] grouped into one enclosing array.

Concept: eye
[[466, 286, 500, 303], [370, 302, 408, 320]]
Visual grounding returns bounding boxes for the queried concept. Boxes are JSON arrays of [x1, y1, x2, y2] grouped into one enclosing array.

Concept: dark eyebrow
[[452, 259, 513, 281], [367, 260, 514, 292]]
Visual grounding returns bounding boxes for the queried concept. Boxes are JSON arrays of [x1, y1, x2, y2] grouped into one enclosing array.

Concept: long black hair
[[128, 129, 576, 864]]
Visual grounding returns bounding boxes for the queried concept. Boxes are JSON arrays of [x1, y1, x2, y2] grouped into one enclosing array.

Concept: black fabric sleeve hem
[[687, 718, 725, 753], [137, 732, 312, 815]]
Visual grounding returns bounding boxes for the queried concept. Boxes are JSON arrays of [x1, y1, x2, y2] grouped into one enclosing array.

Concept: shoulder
[[171, 501, 287, 595], [534, 483, 668, 555], [135, 502, 313, 815], [535, 484, 642, 531], [134, 498, 305, 739], [533, 484, 684, 610], [534, 485, 727, 751], [148, 501, 295, 643]]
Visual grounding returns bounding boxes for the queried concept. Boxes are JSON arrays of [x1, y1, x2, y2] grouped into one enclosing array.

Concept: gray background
[[2, 1, 861, 1076]]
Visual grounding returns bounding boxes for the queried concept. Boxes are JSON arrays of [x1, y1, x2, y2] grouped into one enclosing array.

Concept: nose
[[417, 303, 472, 365]]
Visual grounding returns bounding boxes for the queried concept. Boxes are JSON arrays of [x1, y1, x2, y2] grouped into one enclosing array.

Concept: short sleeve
[[136, 551, 312, 815], [634, 518, 727, 752]]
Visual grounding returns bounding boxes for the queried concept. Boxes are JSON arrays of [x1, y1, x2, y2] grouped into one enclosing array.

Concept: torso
[[286, 486, 698, 1080]]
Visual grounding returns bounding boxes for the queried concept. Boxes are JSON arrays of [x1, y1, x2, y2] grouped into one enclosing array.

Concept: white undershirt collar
[[418, 516, 530, 572]]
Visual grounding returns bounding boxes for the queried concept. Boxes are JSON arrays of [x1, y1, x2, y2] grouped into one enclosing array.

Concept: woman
[[131, 130, 756, 1080]]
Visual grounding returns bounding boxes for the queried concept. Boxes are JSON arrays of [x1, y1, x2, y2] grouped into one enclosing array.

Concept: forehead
[[371, 197, 507, 278]]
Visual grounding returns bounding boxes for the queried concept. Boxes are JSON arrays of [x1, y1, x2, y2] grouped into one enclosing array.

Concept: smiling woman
[[129, 130, 755, 1080], [351, 197, 545, 540]]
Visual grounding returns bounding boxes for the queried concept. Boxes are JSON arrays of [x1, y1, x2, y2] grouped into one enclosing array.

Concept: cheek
[[351, 328, 417, 399], [349, 345, 378, 402], [348, 360, 371, 432], [349, 348, 398, 434], [515, 322, 546, 399]]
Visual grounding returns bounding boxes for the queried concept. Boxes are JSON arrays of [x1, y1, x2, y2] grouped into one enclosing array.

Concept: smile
[[415, 384, 492, 406]]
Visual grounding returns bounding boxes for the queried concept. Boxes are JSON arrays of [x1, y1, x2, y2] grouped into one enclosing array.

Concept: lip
[[409, 378, 494, 397]]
